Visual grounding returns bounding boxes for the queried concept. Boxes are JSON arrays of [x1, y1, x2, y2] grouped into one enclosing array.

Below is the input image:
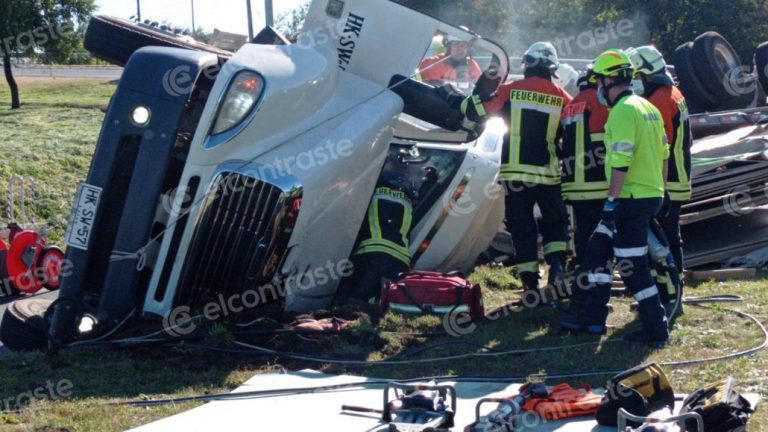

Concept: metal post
[[264, 0, 274, 27], [191, 0, 196, 33], [246, 0, 254, 40], [136, 0, 141, 21]]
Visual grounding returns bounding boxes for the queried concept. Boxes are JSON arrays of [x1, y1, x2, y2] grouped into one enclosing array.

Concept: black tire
[[713, 85, 756, 111], [85, 15, 232, 67], [755, 42, 768, 99], [691, 31, 744, 103], [0, 298, 52, 351], [672, 42, 720, 111]]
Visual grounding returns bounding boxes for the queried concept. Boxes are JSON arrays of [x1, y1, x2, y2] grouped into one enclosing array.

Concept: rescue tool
[[464, 382, 548, 432], [341, 381, 456, 431]]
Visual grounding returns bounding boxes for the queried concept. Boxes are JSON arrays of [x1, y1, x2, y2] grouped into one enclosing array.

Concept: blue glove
[[601, 198, 618, 223]]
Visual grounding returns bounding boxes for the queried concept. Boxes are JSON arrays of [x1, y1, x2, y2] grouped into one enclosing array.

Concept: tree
[[0, 0, 94, 109], [395, 0, 768, 63], [275, 1, 310, 42], [594, 0, 768, 63]]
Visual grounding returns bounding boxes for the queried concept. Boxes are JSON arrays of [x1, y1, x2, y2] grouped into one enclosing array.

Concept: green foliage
[[394, 0, 768, 63], [0, 0, 94, 58], [275, 1, 311, 42]]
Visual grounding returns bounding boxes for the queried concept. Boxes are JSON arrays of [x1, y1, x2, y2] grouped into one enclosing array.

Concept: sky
[[94, 0, 308, 35]]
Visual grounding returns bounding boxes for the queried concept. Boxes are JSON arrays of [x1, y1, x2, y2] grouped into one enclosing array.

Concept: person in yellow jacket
[[559, 49, 670, 347]]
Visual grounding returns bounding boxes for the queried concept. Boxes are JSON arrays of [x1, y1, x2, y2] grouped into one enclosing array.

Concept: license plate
[[65, 183, 102, 251]]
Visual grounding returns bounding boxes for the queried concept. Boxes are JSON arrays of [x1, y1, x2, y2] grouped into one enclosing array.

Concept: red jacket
[[419, 53, 482, 83], [483, 76, 572, 184], [560, 86, 610, 200], [647, 85, 692, 201]]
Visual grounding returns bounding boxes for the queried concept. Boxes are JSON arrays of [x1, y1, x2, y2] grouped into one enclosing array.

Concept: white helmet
[[553, 63, 579, 89], [523, 41, 559, 72], [626, 45, 666, 75]]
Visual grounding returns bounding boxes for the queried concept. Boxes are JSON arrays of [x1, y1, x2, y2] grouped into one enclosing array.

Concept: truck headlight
[[211, 71, 264, 135]]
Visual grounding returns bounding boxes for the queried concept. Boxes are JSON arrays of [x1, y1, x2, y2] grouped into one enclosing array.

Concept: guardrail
[[3, 65, 122, 79]]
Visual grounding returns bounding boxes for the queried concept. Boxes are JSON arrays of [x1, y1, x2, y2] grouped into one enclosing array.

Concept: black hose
[[83, 296, 768, 407]]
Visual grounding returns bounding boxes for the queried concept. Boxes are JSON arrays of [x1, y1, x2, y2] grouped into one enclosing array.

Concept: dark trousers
[[571, 200, 604, 266], [657, 201, 684, 271], [333, 252, 408, 305], [505, 182, 569, 276], [569, 200, 603, 308], [580, 197, 669, 341]]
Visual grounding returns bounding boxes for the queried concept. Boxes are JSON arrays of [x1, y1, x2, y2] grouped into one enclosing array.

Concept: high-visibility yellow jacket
[[353, 187, 413, 266], [604, 92, 670, 199]]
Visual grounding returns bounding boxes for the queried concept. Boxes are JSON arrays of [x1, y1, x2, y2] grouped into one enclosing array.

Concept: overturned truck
[[1, 0, 514, 350]]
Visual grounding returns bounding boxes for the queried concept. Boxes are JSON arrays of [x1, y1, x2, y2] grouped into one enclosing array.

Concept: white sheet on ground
[[128, 369, 758, 432]]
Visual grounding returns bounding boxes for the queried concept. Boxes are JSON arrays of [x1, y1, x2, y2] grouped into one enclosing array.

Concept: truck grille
[[175, 172, 296, 307]]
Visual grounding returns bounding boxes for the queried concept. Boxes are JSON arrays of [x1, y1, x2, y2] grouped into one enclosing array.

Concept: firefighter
[[558, 49, 670, 347], [559, 67, 609, 311], [333, 153, 416, 306], [419, 34, 483, 87], [462, 41, 572, 298], [626, 45, 691, 275]]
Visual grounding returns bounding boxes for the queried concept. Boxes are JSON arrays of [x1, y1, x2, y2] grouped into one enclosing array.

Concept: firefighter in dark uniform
[[463, 42, 572, 296], [627, 45, 692, 282], [333, 154, 415, 305], [558, 49, 670, 347], [559, 67, 609, 310]]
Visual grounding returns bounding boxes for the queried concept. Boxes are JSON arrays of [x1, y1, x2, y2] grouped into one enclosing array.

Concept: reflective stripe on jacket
[[648, 85, 692, 201], [481, 76, 573, 185], [561, 86, 609, 200], [354, 187, 413, 265]]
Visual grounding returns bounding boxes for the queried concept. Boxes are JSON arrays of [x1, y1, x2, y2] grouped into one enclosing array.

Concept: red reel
[[7, 230, 45, 293], [37, 246, 65, 290]]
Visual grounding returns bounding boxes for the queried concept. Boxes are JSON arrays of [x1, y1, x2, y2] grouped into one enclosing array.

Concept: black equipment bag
[[596, 362, 675, 427], [679, 377, 752, 431]]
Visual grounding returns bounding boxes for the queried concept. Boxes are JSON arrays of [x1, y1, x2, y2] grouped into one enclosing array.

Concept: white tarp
[[128, 370, 603, 431], [129, 369, 759, 431]]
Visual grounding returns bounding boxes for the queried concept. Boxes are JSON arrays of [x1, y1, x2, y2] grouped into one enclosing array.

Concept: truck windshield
[[394, 29, 508, 143]]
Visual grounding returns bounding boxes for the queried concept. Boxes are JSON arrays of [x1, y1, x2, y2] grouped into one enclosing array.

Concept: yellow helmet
[[592, 49, 634, 79]]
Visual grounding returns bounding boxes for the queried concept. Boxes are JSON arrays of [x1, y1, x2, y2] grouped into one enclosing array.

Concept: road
[[0, 290, 57, 354], [6, 65, 122, 80]]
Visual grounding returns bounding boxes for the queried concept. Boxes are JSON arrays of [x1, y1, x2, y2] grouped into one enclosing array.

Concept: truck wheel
[[672, 42, 720, 111], [85, 15, 232, 67], [0, 298, 52, 351], [691, 32, 744, 103], [755, 42, 768, 99]]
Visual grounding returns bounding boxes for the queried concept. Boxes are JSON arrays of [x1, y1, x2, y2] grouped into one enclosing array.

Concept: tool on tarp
[[464, 382, 548, 432], [341, 381, 456, 431]]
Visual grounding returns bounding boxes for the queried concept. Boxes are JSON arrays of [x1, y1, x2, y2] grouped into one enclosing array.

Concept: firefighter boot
[[626, 294, 669, 348], [520, 271, 550, 308], [545, 251, 568, 299]]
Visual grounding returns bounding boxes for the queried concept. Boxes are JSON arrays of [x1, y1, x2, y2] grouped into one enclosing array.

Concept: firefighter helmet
[[523, 41, 559, 73], [592, 49, 634, 79], [626, 45, 666, 75], [554, 63, 579, 89]]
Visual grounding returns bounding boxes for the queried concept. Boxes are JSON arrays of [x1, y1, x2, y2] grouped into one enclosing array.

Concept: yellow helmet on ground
[[592, 49, 635, 79]]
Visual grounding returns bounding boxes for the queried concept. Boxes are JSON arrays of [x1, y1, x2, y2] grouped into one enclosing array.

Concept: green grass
[[1, 78, 767, 431], [0, 78, 115, 243]]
